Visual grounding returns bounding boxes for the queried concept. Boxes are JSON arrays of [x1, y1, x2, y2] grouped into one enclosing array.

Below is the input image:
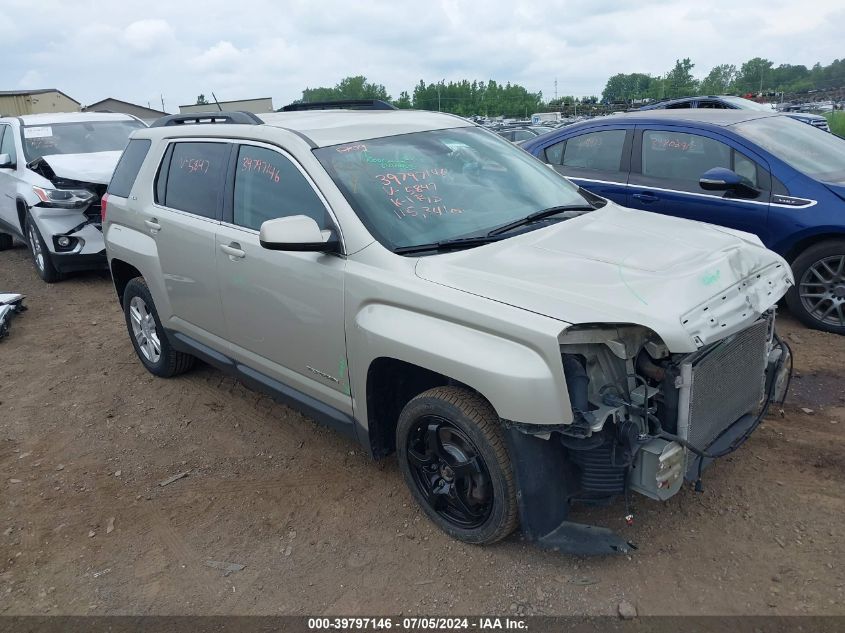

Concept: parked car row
[[0, 100, 828, 554], [634, 95, 831, 132], [492, 124, 556, 142]]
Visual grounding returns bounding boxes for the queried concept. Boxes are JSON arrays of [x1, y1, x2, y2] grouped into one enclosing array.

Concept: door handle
[[632, 192, 659, 203], [144, 218, 161, 233], [220, 243, 245, 259]]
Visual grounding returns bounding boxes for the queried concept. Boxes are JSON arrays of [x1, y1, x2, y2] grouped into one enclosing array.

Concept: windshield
[[734, 116, 845, 183], [314, 127, 589, 251], [22, 120, 145, 162], [721, 96, 775, 111]]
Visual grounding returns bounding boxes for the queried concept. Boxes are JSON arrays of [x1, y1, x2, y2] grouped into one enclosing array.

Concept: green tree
[[601, 73, 656, 103], [299, 76, 391, 103], [735, 57, 774, 94], [196, 94, 208, 105], [700, 64, 737, 95], [393, 91, 412, 109], [410, 78, 542, 117], [664, 58, 698, 98]]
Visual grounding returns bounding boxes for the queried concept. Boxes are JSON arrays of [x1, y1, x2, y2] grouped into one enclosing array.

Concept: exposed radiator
[[677, 318, 769, 450]]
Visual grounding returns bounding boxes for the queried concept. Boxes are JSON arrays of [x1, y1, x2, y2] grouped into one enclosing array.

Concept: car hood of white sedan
[[415, 203, 794, 353], [37, 151, 122, 185]]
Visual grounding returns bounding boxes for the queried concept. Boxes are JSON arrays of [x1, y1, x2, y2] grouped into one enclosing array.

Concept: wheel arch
[[365, 357, 479, 459], [15, 198, 28, 236], [781, 230, 845, 264], [110, 258, 143, 306], [355, 305, 571, 459]]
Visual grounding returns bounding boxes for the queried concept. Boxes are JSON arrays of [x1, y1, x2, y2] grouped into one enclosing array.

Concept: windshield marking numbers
[[375, 169, 463, 220]]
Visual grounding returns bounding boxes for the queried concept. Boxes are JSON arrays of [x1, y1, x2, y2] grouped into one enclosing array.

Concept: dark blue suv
[[521, 110, 845, 334]]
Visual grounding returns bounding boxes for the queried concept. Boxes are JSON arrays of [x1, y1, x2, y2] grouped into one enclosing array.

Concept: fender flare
[[351, 303, 572, 427]]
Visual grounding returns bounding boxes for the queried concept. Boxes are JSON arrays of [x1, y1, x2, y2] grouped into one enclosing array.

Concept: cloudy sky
[[1, 0, 843, 111]]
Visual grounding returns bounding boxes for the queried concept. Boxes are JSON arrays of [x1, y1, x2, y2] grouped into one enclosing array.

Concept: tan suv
[[103, 103, 793, 554]]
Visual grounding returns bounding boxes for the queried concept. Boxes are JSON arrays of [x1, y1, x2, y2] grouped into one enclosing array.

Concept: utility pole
[[554, 77, 558, 102], [437, 85, 441, 112], [160, 94, 165, 112]]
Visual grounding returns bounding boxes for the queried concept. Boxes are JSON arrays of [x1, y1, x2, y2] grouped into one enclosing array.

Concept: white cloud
[[18, 69, 44, 88], [124, 19, 175, 53], [189, 41, 245, 72], [0, 0, 841, 110]]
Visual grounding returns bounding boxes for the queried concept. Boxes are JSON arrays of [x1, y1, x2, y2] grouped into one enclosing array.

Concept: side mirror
[[259, 215, 340, 253], [0, 153, 13, 169], [699, 167, 759, 199]]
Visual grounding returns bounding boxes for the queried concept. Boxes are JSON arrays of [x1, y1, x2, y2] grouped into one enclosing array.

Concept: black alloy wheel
[[405, 416, 493, 529]]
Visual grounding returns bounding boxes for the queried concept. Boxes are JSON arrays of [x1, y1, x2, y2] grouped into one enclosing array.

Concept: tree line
[[292, 75, 543, 117], [286, 58, 845, 117], [601, 57, 845, 103]]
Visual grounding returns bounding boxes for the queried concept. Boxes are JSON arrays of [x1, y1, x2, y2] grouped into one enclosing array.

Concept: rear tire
[[786, 240, 845, 335], [122, 277, 195, 377], [25, 212, 63, 283], [396, 386, 518, 545]]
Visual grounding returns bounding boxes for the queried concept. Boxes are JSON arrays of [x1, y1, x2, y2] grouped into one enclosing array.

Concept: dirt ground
[[1, 244, 843, 617]]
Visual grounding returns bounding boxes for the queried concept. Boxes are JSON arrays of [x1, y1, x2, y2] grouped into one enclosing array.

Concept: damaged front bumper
[[30, 206, 107, 271], [505, 325, 792, 556]]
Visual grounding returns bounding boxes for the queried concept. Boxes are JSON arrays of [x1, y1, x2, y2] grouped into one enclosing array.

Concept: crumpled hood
[[415, 203, 794, 352], [36, 151, 122, 185]]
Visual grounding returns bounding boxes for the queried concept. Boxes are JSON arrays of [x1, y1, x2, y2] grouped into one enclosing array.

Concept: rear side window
[[108, 139, 151, 197], [642, 131, 730, 183], [562, 130, 626, 172], [233, 145, 328, 231], [158, 142, 228, 218]]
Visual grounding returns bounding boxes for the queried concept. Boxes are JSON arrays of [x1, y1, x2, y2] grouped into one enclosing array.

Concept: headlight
[[32, 186, 95, 209]]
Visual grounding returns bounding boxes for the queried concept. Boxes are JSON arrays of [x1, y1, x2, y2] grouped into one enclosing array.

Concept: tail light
[[100, 193, 109, 223]]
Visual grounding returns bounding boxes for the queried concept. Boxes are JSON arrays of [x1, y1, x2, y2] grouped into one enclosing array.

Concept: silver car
[[0, 112, 145, 282], [103, 105, 793, 554]]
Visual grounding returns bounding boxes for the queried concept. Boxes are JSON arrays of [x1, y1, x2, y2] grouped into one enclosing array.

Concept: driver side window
[[233, 145, 329, 232]]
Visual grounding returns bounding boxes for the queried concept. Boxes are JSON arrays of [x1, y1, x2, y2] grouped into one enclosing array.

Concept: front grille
[[682, 319, 769, 450]]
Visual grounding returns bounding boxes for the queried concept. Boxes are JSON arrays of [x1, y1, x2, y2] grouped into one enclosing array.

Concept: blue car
[[521, 109, 845, 334]]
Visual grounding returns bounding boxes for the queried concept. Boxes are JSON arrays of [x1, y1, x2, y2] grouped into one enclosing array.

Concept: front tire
[[396, 386, 518, 545], [0, 233, 13, 251], [122, 277, 195, 377], [786, 240, 845, 335], [25, 212, 63, 283]]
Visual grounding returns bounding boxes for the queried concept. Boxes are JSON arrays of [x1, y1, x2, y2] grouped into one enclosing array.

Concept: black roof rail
[[281, 99, 397, 112], [150, 111, 263, 127]]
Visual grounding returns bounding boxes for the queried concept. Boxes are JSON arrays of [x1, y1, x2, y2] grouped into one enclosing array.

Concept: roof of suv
[[139, 109, 475, 148], [262, 110, 474, 147], [4, 112, 141, 125]]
